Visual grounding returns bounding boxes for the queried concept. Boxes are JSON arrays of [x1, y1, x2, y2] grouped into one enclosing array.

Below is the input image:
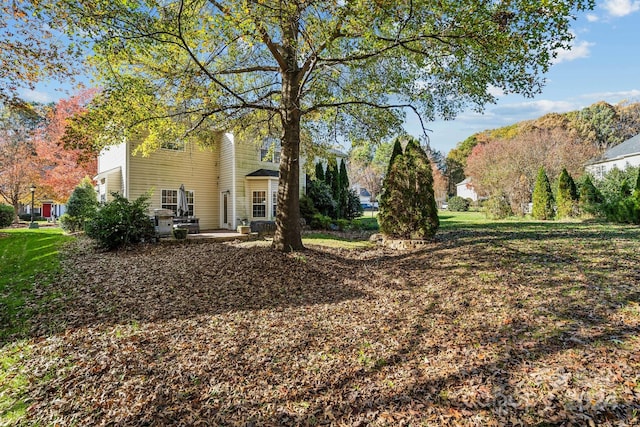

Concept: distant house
[[586, 133, 640, 179], [358, 187, 371, 204], [95, 133, 306, 231], [456, 177, 479, 201]]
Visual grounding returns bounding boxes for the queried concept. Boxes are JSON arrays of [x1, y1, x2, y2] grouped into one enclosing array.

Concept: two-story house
[[94, 133, 305, 231]]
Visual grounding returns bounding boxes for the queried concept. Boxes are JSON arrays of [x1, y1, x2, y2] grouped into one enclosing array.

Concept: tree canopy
[[44, 0, 592, 250]]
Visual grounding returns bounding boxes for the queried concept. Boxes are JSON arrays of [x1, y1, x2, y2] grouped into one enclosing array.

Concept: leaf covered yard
[[2, 221, 640, 425]]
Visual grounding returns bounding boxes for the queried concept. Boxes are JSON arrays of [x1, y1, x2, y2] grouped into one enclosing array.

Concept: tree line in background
[[446, 100, 640, 206], [0, 90, 97, 222]]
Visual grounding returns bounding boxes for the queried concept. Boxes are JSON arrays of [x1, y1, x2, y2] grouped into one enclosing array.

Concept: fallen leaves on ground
[[6, 224, 640, 425]]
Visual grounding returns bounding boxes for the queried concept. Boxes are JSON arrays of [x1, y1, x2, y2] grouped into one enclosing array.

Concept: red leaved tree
[[34, 89, 98, 203]]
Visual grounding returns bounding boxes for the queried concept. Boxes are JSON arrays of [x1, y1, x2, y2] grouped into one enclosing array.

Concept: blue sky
[[19, 0, 640, 155], [405, 0, 640, 154]]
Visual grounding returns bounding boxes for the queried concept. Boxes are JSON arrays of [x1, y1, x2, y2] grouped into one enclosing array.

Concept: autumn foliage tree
[[33, 89, 98, 203], [0, 103, 43, 221]]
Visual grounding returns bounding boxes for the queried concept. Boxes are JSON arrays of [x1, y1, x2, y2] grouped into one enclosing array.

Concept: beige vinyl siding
[[105, 169, 123, 201], [127, 139, 220, 230]]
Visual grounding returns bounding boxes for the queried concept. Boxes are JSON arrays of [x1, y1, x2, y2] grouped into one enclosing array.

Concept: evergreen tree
[[315, 161, 325, 182], [579, 175, 602, 210], [379, 137, 439, 239], [339, 160, 350, 219], [386, 138, 403, 176], [556, 168, 578, 218], [329, 161, 341, 218], [532, 167, 555, 220]]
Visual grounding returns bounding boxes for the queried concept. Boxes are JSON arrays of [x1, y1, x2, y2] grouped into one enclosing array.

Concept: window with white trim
[[260, 138, 281, 163], [272, 191, 277, 218], [162, 189, 195, 216], [252, 191, 266, 218]]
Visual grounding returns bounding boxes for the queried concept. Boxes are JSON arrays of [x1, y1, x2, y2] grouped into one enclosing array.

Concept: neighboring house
[[585, 133, 640, 179], [23, 201, 66, 220], [95, 133, 306, 231], [456, 177, 479, 201]]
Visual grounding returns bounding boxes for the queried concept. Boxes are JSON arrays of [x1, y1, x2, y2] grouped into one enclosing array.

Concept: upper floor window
[[161, 140, 185, 151], [260, 138, 281, 163]]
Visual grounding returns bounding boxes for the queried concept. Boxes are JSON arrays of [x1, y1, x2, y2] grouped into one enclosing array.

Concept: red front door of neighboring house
[[42, 203, 52, 218]]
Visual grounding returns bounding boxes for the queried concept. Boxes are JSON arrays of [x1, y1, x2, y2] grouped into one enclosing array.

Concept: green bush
[[335, 218, 350, 231], [59, 214, 83, 232], [65, 177, 99, 232], [299, 194, 318, 224], [18, 214, 45, 222], [484, 191, 513, 219], [307, 181, 336, 218], [352, 217, 379, 231], [344, 189, 364, 220], [310, 213, 332, 230], [85, 193, 155, 250], [0, 204, 14, 228], [447, 196, 470, 212]]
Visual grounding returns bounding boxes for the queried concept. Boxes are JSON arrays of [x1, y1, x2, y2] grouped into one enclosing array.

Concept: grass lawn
[[2, 214, 640, 425], [0, 227, 73, 423]]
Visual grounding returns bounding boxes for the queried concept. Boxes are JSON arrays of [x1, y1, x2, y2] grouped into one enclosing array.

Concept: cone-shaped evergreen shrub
[[315, 162, 325, 182], [379, 137, 439, 239], [532, 167, 555, 220], [579, 175, 602, 213], [556, 168, 578, 218]]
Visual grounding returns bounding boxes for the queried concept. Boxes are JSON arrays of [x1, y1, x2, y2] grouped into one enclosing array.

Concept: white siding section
[[97, 143, 127, 174], [586, 154, 640, 179]]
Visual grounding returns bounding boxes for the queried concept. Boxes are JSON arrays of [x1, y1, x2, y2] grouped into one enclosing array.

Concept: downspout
[[229, 133, 237, 230]]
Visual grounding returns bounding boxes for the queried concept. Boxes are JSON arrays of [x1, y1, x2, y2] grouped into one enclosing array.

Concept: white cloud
[[491, 100, 578, 121], [487, 85, 505, 98], [579, 89, 640, 102], [586, 13, 600, 22], [19, 89, 54, 103], [602, 0, 640, 17], [553, 40, 594, 64]]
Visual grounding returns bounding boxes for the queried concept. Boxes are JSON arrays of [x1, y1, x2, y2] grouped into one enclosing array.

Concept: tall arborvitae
[[386, 138, 403, 176], [339, 159, 350, 219], [315, 161, 325, 182], [329, 161, 341, 218], [379, 137, 439, 239], [556, 168, 578, 218], [532, 167, 555, 220]]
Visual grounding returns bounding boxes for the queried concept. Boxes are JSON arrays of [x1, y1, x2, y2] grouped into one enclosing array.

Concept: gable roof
[[359, 188, 371, 197], [246, 169, 279, 177], [592, 133, 640, 164], [456, 177, 472, 186]]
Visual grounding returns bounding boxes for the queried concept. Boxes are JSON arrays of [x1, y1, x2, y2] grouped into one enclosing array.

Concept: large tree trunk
[[272, 42, 304, 252], [273, 117, 303, 252]]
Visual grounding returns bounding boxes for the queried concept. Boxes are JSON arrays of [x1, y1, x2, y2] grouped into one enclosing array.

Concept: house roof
[[246, 169, 279, 177], [359, 188, 371, 197], [590, 133, 640, 164], [456, 177, 472, 186]]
